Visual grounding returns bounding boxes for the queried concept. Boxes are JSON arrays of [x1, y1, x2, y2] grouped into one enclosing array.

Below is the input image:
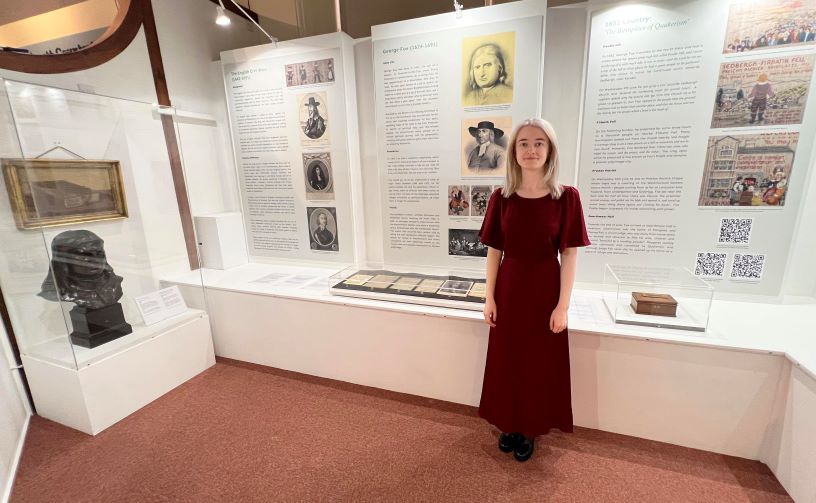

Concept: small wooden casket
[[630, 292, 678, 317]]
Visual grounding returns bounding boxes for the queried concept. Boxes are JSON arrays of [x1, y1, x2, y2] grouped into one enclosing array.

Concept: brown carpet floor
[[12, 359, 791, 502]]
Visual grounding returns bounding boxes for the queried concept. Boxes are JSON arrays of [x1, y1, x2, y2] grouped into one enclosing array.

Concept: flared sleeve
[[559, 186, 591, 253], [479, 188, 504, 250]]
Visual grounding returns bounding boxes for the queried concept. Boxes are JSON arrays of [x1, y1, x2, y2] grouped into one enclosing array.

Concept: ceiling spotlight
[[216, 2, 231, 26]]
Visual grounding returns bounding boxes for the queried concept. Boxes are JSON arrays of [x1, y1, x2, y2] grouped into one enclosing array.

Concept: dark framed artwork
[[2, 158, 128, 230]]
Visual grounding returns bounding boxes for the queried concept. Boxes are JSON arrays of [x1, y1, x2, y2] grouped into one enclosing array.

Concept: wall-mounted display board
[[371, 0, 547, 269], [576, 0, 816, 295], [221, 32, 362, 265]]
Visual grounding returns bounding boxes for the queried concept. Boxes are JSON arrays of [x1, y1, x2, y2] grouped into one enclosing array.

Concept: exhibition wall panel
[[352, 38, 384, 265], [576, 0, 816, 297], [221, 33, 362, 265], [371, 0, 546, 269], [542, 5, 589, 186]]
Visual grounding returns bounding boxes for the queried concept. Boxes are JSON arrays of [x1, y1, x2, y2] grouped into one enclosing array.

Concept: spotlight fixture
[[216, 1, 231, 26]]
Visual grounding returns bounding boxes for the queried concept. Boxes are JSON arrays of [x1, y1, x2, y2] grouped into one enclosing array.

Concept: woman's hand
[[549, 304, 568, 333], [483, 297, 497, 327]]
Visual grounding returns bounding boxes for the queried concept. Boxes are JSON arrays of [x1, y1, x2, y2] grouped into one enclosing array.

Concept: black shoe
[[513, 435, 534, 462], [498, 432, 523, 453]]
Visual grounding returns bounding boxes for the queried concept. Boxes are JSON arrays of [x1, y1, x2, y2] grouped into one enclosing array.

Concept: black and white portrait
[[303, 153, 334, 200], [438, 279, 474, 297], [307, 207, 339, 252], [448, 229, 487, 257], [298, 92, 330, 145], [461, 117, 511, 177]]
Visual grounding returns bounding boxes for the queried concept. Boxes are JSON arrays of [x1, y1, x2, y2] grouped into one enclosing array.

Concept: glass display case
[[603, 264, 714, 332], [0, 79, 207, 370], [329, 262, 486, 311]]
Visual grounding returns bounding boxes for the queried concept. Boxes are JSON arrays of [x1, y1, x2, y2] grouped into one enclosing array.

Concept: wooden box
[[630, 292, 677, 317]]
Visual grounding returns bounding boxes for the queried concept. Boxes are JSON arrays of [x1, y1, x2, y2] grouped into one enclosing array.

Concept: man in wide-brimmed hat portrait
[[303, 96, 326, 139], [467, 121, 506, 170]]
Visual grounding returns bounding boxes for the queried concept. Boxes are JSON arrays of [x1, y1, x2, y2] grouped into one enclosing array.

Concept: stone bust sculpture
[[39, 230, 124, 310]]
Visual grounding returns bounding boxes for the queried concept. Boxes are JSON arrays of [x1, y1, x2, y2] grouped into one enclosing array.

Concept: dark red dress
[[478, 186, 590, 438]]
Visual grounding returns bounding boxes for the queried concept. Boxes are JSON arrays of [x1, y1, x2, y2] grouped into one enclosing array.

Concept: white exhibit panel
[[0, 79, 215, 434], [371, 1, 547, 271], [220, 32, 362, 266], [576, 0, 816, 297]]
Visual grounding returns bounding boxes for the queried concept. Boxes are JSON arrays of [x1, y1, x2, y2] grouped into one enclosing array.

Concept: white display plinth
[[22, 311, 214, 435], [164, 263, 816, 501]]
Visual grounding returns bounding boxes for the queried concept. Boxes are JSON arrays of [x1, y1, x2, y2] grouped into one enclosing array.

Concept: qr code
[[694, 252, 727, 277], [731, 253, 765, 280], [718, 218, 752, 245]]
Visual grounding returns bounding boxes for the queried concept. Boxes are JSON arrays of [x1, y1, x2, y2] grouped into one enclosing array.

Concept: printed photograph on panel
[[462, 32, 515, 107], [438, 279, 474, 297], [298, 92, 330, 145], [303, 152, 334, 200], [470, 185, 492, 217], [286, 58, 335, 87], [712, 55, 814, 127], [448, 229, 487, 257], [307, 206, 339, 251], [448, 185, 470, 216], [461, 117, 511, 177], [722, 0, 816, 54], [698, 132, 798, 207]]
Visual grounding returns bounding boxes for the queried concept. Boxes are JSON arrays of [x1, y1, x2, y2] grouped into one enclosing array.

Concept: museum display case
[[0, 79, 207, 370], [602, 264, 714, 332], [329, 262, 486, 310]]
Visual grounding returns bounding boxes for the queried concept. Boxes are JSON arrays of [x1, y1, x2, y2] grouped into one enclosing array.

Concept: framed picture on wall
[[2, 158, 128, 230]]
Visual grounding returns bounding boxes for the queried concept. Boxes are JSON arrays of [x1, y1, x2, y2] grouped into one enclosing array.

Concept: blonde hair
[[502, 118, 563, 199]]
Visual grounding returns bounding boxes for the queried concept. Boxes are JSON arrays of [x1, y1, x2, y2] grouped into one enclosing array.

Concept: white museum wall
[[152, 0, 267, 217], [0, 321, 30, 503]]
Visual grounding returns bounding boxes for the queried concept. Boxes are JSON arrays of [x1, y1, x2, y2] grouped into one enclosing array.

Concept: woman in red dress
[[478, 118, 590, 462]]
